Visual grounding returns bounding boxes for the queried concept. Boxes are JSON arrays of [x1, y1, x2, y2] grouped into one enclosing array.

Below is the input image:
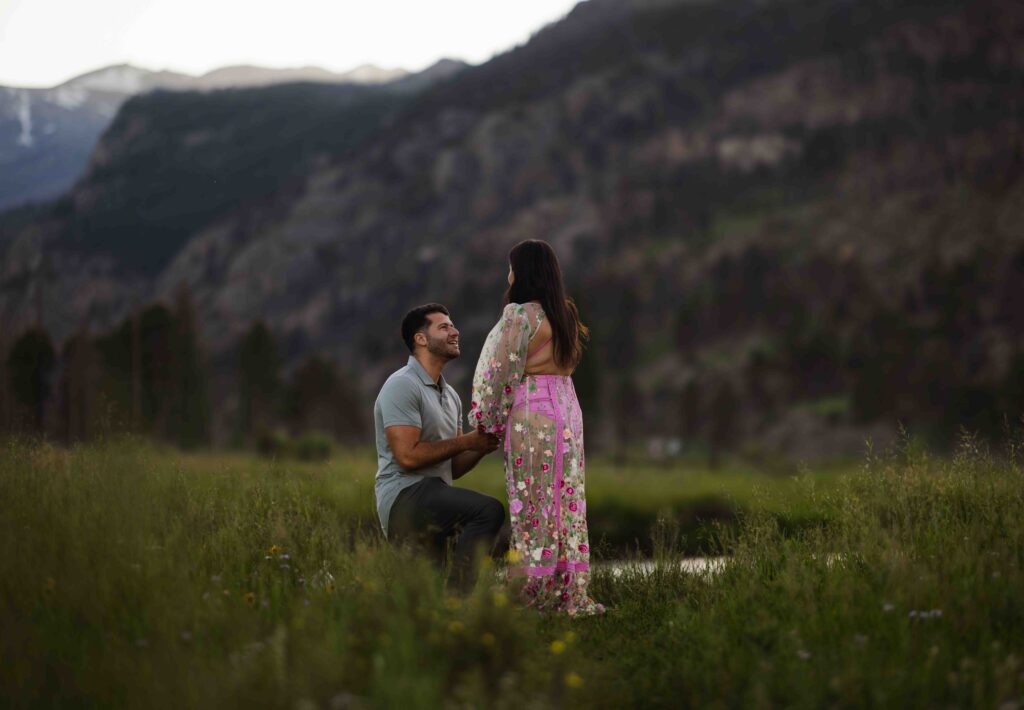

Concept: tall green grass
[[0, 430, 1021, 707]]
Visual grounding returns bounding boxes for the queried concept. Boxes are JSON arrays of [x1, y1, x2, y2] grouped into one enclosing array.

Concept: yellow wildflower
[[481, 632, 496, 647], [244, 592, 256, 606], [492, 591, 509, 608], [445, 596, 462, 611], [325, 582, 336, 594], [448, 621, 465, 635], [550, 639, 567, 654], [222, 588, 230, 597], [268, 544, 282, 556], [565, 672, 584, 689]]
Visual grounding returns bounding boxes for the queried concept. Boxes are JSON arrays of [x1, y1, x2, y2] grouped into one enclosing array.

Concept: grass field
[[1, 431, 1022, 707]]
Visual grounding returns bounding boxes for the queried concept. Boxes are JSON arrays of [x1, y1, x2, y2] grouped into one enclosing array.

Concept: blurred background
[[1, 0, 1022, 464]]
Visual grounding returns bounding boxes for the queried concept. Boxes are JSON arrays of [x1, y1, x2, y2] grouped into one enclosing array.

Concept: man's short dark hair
[[401, 303, 450, 353]]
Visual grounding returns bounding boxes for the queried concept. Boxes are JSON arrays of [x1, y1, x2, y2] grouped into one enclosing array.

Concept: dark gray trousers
[[388, 477, 505, 591]]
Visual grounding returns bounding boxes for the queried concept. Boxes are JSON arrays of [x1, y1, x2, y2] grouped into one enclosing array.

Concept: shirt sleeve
[[379, 376, 422, 429], [468, 302, 542, 434]]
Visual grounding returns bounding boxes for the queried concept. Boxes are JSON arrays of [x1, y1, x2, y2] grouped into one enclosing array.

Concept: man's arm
[[451, 428, 499, 480], [385, 425, 499, 473]]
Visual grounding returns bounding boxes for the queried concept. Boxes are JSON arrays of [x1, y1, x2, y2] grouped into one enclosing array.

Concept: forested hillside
[[2, 0, 1022, 456]]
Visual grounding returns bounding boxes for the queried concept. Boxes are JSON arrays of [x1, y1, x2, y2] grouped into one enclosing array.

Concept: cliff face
[[2, 0, 1022, 453]]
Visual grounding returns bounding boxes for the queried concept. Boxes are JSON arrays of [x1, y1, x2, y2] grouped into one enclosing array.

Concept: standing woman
[[470, 239, 604, 616]]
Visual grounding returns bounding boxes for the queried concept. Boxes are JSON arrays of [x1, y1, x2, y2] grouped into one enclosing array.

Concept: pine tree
[[171, 284, 211, 448], [236, 320, 282, 445], [58, 328, 101, 442], [283, 355, 364, 442], [7, 328, 56, 434]]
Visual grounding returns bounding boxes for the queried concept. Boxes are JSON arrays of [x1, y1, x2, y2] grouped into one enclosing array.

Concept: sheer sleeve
[[469, 302, 543, 434]]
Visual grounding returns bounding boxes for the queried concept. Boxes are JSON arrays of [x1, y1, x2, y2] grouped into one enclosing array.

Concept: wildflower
[[882, 602, 894, 612], [445, 596, 462, 611], [563, 630, 577, 644], [550, 640, 567, 654], [268, 545, 282, 556], [223, 589, 231, 597], [245, 592, 256, 606], [797, 649, 811, 660], [481, 632, 496, 647], [448, 621, 465, 635], [492, 591, 509, 608], [325, 582, 336, 594], [564, 672, 584, 689]]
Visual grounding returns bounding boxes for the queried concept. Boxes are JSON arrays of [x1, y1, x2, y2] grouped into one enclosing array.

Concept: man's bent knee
[[481, 497, 505, 532]]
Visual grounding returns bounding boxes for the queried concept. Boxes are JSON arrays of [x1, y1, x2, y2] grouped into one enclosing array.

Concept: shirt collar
[[407, 355, 446, 390]]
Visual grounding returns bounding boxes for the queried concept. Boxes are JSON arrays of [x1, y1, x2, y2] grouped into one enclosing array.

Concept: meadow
[[1, 431, 1022, 708]]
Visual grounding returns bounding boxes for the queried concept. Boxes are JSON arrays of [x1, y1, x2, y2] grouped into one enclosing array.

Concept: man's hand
[[466, 429, 501, 453]]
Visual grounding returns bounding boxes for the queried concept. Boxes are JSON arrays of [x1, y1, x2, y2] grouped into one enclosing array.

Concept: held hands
[[468, 427, 503, 454]]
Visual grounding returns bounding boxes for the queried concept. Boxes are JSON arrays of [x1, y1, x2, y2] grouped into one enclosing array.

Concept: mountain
[[2, 0, 1022, 455], [188, 64, 409, 90], [0, 60, 467, 211]]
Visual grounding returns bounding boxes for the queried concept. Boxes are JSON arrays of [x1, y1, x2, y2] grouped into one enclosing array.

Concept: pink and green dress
[[469, 302, 604, 616]]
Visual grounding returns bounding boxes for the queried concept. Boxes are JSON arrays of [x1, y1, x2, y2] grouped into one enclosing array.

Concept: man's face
[[418, 312, 460, 360]]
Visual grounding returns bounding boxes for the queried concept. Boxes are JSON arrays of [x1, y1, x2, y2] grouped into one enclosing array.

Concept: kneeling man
[[374, 303, 505, 590]]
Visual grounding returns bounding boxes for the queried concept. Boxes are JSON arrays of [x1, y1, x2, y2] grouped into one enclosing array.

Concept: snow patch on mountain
[[16, 92, 33, 147], [63, 65, 148, 95], [53, 86, 87, 108]]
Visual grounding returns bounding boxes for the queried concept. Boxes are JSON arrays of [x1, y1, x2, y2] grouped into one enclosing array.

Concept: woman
[[469, 239, 604, 616]]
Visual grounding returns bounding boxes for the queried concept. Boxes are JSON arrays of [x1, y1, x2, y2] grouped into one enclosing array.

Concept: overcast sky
[[0, 0, 583, 88]]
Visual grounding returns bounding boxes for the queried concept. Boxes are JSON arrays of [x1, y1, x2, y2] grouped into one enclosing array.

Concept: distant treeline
[[0, 284, 364, 450]]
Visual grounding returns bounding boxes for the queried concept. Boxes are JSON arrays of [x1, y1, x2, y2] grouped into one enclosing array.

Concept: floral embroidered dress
[[469, 302, 604, 616]]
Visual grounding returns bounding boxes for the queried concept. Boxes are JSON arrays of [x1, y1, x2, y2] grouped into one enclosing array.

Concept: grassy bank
[[1, 433, 1021, 707]]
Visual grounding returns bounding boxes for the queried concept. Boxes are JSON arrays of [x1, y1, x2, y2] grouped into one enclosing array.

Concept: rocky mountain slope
[[2, 0, 1022, 453], [0, 60, 466, 210]]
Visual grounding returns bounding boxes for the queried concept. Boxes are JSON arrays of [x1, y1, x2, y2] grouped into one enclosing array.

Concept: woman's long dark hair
[[504, 239, 589, 370]]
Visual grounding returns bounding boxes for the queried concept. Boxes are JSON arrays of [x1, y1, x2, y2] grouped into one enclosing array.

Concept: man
[[374, 303, 505, 590]]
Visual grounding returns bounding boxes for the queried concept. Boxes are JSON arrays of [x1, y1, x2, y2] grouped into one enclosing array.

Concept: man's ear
[[414, 331, 427, 348]]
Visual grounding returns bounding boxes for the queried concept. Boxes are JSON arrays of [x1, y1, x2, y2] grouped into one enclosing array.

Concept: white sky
[[0, 0, 583, 88]]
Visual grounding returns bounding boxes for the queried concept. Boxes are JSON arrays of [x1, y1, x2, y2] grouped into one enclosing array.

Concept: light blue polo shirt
[[374, 355, 462, 536]]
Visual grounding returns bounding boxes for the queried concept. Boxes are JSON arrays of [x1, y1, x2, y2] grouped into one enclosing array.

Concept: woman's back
[[522, 304, 574, 376]]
